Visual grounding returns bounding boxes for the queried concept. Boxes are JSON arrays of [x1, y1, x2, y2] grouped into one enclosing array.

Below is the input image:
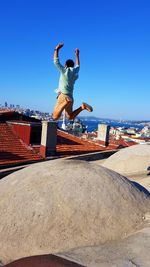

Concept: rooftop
[[0, 123, 42, 167], [0, 110, 139, 169]]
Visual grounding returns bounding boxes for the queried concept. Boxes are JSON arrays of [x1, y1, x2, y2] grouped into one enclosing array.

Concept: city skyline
[[0, 0, 150, 120], [1, 101, 150, 124]]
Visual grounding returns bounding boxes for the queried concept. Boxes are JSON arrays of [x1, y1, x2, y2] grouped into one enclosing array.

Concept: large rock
[[0, 159, 149, 264], [103, 144, 150, 175]]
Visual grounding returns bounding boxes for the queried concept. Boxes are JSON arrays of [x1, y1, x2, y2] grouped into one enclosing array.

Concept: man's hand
[[55, 43, 64, 50], [75, 48, 79, 55], [75, 48, 80, 66], [54, 43, 64, 60]]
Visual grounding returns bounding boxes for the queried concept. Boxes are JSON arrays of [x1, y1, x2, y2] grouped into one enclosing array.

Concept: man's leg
[[52, 94, 72, 120], [65, 102, 93, 120]]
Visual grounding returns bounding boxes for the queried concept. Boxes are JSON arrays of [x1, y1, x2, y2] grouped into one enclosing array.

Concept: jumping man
[[52, 43, 93, 120]]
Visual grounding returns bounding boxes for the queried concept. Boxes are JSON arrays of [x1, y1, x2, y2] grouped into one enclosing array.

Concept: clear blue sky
[[0, 0, 150, 120]]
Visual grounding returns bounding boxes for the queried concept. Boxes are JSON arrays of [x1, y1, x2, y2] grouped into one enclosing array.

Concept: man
[[52, 43, 93, 120]]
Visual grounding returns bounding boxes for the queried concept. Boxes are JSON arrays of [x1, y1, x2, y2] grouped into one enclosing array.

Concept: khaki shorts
[[54, 93, 74, 118]]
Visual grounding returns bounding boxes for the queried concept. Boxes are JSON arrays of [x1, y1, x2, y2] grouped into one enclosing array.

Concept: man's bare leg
[[52, 98, 71, 120], [66, 102, 93, 120]]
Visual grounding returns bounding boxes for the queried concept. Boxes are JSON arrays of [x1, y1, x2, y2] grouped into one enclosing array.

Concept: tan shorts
[[54, 93, 74, 118]]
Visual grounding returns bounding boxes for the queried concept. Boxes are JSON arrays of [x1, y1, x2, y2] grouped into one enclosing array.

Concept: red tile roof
[[109, 138, 137, 148], [0, 122, 109, 167], [0, 110, 121, 167], [0, 118, 122, 168], [0, 123, 42, 166], [56, 130, 112, 156]]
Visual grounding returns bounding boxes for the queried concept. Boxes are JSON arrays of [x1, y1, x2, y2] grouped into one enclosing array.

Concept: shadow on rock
[[131, 181, 150, 197]]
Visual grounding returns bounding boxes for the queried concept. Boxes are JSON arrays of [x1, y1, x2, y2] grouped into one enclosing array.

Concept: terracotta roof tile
[[0, 123, 42, 166], [56, 130, 108, 156], [0, 120, 120, 167]]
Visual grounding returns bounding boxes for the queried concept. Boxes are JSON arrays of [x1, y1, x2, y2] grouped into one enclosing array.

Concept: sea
[[58, 118, 144, 132], [81, 120, 144, 132]]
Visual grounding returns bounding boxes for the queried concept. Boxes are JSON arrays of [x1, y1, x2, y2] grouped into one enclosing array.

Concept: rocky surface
[[58, 213, 150, 267], [0, 160, 150, 267], [0, 158, 149, 266]]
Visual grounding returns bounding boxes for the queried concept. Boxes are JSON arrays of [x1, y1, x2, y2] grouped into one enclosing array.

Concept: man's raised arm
[[54, 43, 65, 73], [75, 48, 80, 66], [54, 43, 64, 60]]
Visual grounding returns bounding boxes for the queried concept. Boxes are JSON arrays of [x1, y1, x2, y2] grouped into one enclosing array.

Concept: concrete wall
[[97, 124, 110, 146], [40, 121, 57, 157]]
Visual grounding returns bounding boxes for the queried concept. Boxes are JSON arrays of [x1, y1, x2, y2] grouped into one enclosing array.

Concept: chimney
[[97, 124, 110, 146], [40, 121, 57, 157]]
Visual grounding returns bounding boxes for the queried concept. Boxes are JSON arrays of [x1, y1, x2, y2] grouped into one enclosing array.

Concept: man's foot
[[82, 102, 93, 112]]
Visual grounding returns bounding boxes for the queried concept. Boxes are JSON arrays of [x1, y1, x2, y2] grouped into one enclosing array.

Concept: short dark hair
[[65, 59, 74, 68]]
